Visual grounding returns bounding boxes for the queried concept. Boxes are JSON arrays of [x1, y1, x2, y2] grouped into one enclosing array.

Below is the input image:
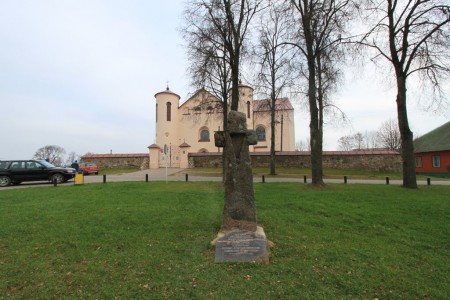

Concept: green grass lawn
[[1, 182, 449, 299], [99, 167, 140, 175]]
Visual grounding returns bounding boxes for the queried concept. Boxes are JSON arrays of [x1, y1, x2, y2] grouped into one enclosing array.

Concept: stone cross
[[215, 111, 258, 232]]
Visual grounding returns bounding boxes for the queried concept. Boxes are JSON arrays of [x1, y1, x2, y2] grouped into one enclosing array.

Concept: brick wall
[[189, 150, 402, 172]]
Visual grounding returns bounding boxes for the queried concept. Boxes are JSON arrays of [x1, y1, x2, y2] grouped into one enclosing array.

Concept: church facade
[[148, 84, 295, 168]]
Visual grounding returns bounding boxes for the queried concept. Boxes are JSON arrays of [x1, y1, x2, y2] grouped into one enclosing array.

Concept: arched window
[[156, 103, 158, 122], [246, 101, 251, 118], [199, 128, 210, 141], [256, 126, 266, 141], [166, 102, 171, 121]]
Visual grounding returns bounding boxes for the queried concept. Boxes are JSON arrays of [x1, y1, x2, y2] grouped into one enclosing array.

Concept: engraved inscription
[[215, 231, 268, 262]]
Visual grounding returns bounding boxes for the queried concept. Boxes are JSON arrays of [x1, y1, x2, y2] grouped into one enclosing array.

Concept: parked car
[[79, 163, 99, 175], [0, 160, 76, 187]]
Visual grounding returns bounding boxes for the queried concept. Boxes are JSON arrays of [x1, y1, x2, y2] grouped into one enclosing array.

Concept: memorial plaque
[[214, 230, 268, 263]]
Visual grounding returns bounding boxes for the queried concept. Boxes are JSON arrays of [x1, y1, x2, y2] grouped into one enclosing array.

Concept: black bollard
[[145, 174, 148, 182], [185, 173, 189, 182], [344, 176, 347, 184], [427, 178, 431, 185], [103, 174, 106, 184], [53, 178, 58, 187], [262, 175, 265, 183], [386, 177, 390, 185], [304, 175, 307, 183]]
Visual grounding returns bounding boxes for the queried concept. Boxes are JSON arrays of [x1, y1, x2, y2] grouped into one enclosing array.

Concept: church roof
[[154, 86, 181, 100], [179, 142, 191, 148], [179, 89, 220, 108], [253, 98, 294, 112]]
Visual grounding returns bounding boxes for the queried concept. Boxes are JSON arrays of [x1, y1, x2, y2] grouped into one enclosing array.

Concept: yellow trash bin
[[74, 173, 84, 185]]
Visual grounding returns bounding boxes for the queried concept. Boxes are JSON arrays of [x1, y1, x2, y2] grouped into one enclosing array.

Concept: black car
[[0, 160, 76, 187]]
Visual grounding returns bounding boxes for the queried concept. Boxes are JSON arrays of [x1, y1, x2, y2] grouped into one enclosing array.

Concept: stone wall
[[189, 150, 402, 172], [81, 154, 149, 170], [81, 150, 402, 172]]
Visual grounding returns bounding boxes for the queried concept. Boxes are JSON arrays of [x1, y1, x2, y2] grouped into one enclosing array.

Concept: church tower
[[154, 86, 180, 167]]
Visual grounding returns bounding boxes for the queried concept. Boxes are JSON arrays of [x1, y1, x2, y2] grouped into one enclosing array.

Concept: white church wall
[[154, 85, 296, 168]]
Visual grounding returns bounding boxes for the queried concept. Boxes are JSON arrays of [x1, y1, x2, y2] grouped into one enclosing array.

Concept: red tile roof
[[179, 142, 191, 148]]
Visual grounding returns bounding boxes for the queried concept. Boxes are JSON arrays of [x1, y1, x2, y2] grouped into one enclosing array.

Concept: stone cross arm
[[214, 130, 257, 147]]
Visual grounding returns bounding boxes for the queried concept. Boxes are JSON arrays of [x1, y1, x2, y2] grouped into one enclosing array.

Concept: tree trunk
[[314, 53, 324, 185], [310, 102, 324, 185], [270, 85, 276, 175], [230, 76, 240, 111], [222, 105, 228, 183], [230, 47, 240, 111], [395, 74, 418, 189], [304, 5, 324, 186], [269, 118, 276, 175]]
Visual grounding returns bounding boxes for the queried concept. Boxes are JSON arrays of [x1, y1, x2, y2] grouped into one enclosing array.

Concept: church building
[[148, 84, 295, 168]]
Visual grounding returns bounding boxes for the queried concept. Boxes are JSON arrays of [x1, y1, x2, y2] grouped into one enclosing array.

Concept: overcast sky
[[1, 1, 448, 161]]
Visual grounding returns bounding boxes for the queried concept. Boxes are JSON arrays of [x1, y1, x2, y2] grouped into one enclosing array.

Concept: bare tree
[[338, 121, 402, 151], [337, 135, 354, 151], [353, 132, 365, 150], [182, 0, 260, 160], [337, 132, 367, 150], [183, 0, 260, 111], [358, 0, 450, 188], [253, 1, 298, 175], [377, 119, 401, 151], [182, 3, 232, 127], [182, 0, 261, 231], [66, 152, 81, 167], [182, 0, 259, 186], [289, 0, 355, 185], [364, 130, 379, 149], [33, 145, 66, 166], [296, 139, 310, 151]]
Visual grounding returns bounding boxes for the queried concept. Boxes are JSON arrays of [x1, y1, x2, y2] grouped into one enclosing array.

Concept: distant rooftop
[[414, 121, 450, 153]]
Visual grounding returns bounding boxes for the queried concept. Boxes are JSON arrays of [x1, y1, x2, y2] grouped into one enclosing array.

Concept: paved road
[[1, 168, 449, 190]]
